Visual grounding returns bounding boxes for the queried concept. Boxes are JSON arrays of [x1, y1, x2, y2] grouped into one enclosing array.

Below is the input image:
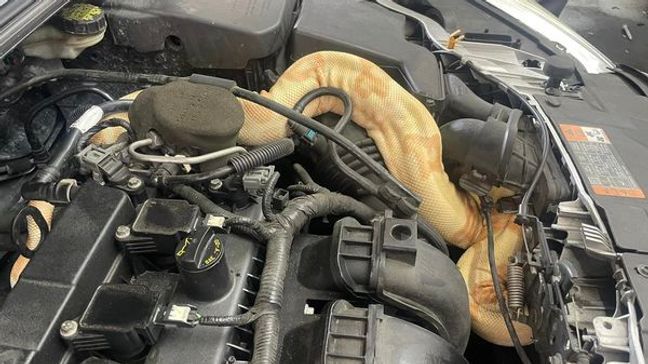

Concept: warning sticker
[[560, 124, 645, 199]]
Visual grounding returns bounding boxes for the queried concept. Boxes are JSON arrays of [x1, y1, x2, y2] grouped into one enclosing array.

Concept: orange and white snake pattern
[[9, 200, 54, 287], [239, 51, 532, 346], [21, 51, 531, 346]]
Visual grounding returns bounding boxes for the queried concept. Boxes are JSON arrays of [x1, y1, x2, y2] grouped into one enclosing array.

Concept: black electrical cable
[[27, 87, 113, 125], [233, 87, 414, 200], [292, 88, 379, 195], [287, 184, 329, 195], [199, 304, 276, 327], [76, 118, 135, 153], [261, 171, 280, 221], [25, 86, 114, 159], [519, 118, 550, 218], [32, 100, 133, 184], [99, 100, 133, 114], [226, 216, 274, 241], [482, 197, 533, 364], [1, 68, 183, 104], [172, 185, 236, 218], [292, 87, 353, 125], [292, 163, 316, 185], [291, 163, 329, 193], [289, 87, 351, 142], [171, 185, 268, 240]]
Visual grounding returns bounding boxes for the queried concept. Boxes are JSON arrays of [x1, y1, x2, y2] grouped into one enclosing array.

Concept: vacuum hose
[[237, 51, 531, 346]]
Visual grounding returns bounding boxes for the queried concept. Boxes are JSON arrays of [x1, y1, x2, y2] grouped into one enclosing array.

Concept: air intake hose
[[237, 51, 532, 346], [444, 73, 511, 121], [331, 215, 471, 351]]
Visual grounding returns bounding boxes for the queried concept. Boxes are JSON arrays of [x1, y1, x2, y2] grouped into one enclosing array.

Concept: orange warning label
[[561, 124, 610, 143], [592, 185, 645, 198], [560, 124, 645, 199]]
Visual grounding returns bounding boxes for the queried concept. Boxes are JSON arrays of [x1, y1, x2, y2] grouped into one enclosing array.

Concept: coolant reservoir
[[22, 3, 107, 60]]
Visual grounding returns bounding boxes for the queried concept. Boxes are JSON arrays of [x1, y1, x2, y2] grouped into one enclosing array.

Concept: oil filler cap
[[175, 226, 232, 301], [55, 3, 107, 35], [176, 228, 225, 272]]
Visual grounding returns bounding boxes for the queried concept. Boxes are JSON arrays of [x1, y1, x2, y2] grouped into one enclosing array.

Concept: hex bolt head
[[209, 179, 223, 192], [127, 176, 143, 190], [60, 320, 78, 338], [115, 225, 131, 240]]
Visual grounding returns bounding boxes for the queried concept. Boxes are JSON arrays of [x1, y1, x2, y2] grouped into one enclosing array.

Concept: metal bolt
[[60, 320, 78, 338], [127, 176, 143, 190], [115, 225, 131, 240], [208, 179, 223, 192], [637, 264, 648, 278]]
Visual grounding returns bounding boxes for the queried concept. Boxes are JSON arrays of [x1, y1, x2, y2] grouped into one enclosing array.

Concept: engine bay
[[1, 1, 646, 364]]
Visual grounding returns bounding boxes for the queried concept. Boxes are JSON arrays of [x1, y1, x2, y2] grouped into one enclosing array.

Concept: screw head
[[127, 176, 143, 190], [60, 320, 78, 338], [208, 179, 223, 192], [115, 225, 131, 240], [637, 264, 648, 278]]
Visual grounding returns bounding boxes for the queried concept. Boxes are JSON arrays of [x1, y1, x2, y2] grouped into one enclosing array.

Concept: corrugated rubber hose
[[237, 51, 532, 346]]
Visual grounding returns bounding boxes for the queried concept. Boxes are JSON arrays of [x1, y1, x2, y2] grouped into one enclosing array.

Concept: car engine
[[0, 1, 644, 364]]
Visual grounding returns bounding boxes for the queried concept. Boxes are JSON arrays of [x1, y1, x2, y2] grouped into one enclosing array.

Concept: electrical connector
[[157, 304, 201, 328]]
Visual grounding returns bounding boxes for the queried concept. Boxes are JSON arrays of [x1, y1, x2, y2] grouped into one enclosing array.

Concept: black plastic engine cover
[[320, 300, 467, 364], [278, 234, 465, 363], [537, 73, 648, 254], [146, 204, 264, 364], [537, 73, 648, 363], [0, 183, 134, 364], [101, 0, 297, 69], [291, 0, 444, 103]]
